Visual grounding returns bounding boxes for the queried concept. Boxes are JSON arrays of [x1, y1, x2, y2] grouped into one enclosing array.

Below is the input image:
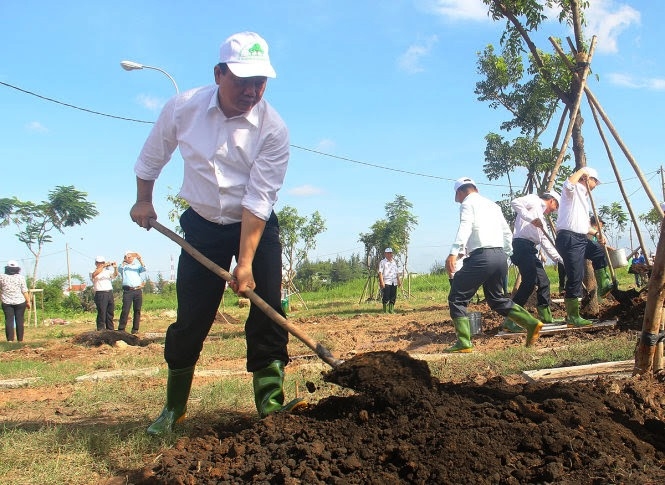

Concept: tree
[[358, 195, 418, 300], [639, 208, 662, 248], [598, 202, 628, 248], [277, 206, 326, 288], [166, 189, 190, 235], [0, 186, 98, 287]]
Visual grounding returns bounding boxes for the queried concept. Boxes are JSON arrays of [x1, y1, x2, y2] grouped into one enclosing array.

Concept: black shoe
[[131, 330, 139, 335]]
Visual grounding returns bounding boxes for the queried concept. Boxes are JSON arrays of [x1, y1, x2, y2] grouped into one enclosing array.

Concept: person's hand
[[25, 299, 31, 310], [230, 263, 255, 297], [531, 218, 544, 229], [445, 254, 458, 276], [130, 202, 157, 230]]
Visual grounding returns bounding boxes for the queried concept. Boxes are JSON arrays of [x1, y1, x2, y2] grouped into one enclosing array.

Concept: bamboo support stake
[[634, 219, 665, 376], [585, 179, 617, 283], [549, 38, 664, 217], [586, 96, 651, 263], [546, 36, 597, 191]]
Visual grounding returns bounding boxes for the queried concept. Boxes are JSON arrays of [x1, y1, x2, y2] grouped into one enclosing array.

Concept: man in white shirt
[[378, 248, 400, 313], [445, 177, 543, 352], [90, 256, 118, 331], [503, 192, 564, 333], [555, 167, 612, 327], [130, 32, 302, 435]]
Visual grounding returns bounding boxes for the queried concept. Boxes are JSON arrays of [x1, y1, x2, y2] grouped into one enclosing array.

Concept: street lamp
[[120, 60, 179, 93]]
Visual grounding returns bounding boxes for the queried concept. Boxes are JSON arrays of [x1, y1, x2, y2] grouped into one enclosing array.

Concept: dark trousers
[[382, 284, 397, 304], [557, 262, 566, 292], [448, 248, 514, 319], [94, 290, 115, 330], [119, 288, 143, 332], [510, 238, 550, 307], [164, 208, 287, 373], [2, 302, 26, 341], [555, 230, 607, 299]]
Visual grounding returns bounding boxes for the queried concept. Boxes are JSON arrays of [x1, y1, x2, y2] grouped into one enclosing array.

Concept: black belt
[[513, 238, 536, 247], [123, 286, 142, 291], [470, 247, 502, 256]]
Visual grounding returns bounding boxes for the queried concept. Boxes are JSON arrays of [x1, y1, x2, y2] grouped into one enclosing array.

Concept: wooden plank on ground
[[522, 359, 633, 383], [497, 319, 616, 338]]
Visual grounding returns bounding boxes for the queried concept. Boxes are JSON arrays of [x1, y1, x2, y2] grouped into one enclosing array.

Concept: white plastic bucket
[[469, 312, 482, 335], [608, 248, 628, 268]]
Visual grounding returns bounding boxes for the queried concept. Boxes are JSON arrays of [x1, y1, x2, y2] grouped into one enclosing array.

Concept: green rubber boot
[[506, 305, 543, 347], [564, 298, 593, 327], [253, 360, 305, 419], [382, 303, 388, 313], [501, 317, 524, 333], [445, 316, 473, 353], [537, 305, 564, 324], [594, 267, 614, 300], [147, 366, 195, 436], [388, 303, 395, 314]]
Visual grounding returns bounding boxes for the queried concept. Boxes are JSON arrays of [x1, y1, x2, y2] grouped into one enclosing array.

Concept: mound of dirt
[[71, 330, 146, 347], [136, 351, 665, 484]]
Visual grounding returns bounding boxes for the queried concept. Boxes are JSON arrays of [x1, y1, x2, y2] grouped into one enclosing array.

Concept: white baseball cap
[[125, 250, 135, 256], [543, 190, 560, 206], [384, 248, 393, 253], [6, 260, 18, 268], [586, 167, 600, 183], [454, 177, 477, 192], [219, 31, 276, 78], [95, 256, 106, 263]]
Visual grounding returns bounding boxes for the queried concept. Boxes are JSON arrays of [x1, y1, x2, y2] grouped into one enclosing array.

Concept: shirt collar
[[207, 87, 260, 127]]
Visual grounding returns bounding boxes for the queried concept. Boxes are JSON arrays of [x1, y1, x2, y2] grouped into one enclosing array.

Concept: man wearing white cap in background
[[445, 177, 543, 352], [130, 31, 303, 435], [117, 251, 146, 334], [91, 256, 118, 331], [378, 247, 400, 313], [555, 167, 613, 327], [502, 191, 564, 333]]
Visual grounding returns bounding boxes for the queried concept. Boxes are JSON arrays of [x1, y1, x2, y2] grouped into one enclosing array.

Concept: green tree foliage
[[277, 206, 326, 285], [166, 189, 190, 235], [598, 202, 628, 248], [359, 195, 418, 273], [479, 0, 592, 190], [639, 208, 663, 247], [0, 186, 98, 287]]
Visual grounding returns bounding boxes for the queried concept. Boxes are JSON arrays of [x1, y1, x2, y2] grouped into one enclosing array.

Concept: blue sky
[[1, 0, 664, 283]]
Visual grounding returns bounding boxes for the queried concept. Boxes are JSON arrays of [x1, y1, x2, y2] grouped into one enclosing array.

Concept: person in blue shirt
[[117, 251, 146, 334]]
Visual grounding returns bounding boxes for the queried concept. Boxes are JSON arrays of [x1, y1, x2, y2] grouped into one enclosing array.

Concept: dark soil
[[122, 291, 665, 484]]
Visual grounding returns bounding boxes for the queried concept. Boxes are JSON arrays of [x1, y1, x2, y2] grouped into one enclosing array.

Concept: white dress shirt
[[449, 192, 513, 256], [135, 84, 289, 224], [511, 194, 562, 263], [556, 179, 591, 235]]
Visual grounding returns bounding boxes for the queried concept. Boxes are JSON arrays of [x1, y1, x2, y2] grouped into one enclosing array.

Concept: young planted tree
[[358, 195, 417, 300], [0, 186, 98, 287], [277, 205, 326, 290], [598, 202, 628, 249]]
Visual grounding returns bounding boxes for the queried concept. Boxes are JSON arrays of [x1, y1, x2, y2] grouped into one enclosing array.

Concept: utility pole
[[660, 165, 665, 201], [66, 243, 72, 291]]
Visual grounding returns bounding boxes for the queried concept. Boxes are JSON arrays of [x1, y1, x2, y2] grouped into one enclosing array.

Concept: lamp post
[[120, 60, 179, 93]]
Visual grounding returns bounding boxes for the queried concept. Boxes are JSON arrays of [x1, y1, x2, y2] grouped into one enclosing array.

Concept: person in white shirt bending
[[445, 177, 543, 352]]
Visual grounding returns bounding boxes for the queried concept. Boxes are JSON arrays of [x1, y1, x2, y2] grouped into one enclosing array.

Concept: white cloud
[[288, 184, 324, 196], [607, 72, 665, 90], [397, 35, 439, 74], [417, 0, 488, 22], [25, 121, 48, 133], [583, 0, 640, 54], [316, 138, 336, 152], [136, 94, 164, 111]]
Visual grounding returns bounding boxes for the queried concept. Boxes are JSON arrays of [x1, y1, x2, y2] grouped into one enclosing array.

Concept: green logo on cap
[[247, 43, 264, 56]]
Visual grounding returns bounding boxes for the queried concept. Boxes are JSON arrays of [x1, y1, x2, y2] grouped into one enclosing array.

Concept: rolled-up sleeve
[[241, 123, 289, 221]]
